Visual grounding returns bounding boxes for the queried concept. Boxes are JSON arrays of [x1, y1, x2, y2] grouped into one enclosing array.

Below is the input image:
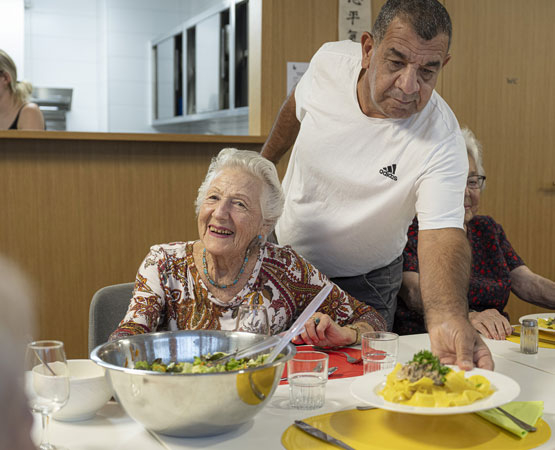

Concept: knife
[[294, 420, 356, 450], [510, 330, 555, 345]]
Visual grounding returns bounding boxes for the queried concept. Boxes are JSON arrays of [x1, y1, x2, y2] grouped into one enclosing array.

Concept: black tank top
[[8, 106, 24, 130]]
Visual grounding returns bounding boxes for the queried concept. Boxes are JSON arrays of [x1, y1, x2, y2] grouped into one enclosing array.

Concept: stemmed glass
[[235, 304, 270, 335], [25, 340, 69, 450]]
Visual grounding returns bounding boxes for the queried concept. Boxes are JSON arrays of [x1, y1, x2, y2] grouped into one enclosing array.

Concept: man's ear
[[442, 53, 451, 69], [360, 32, 375, 69]]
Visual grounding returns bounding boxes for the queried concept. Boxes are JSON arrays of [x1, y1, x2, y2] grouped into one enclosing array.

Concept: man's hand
[[428, 317, 494, 370], [418, 228, 493, 369], [469, 309, 513, 340]]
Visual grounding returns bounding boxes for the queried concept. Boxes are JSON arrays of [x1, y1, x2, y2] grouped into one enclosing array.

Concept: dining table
[[33, 333, 555, 449]]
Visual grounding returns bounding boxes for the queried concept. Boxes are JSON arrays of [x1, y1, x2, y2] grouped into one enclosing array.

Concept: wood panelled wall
[[441, 0, 555, 321], [249, 0, 341, 177], [0, 136, 263, 358]]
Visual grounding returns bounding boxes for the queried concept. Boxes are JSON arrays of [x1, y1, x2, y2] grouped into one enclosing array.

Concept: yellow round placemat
[[282, 409, 551, 449], [506, 326, 555, 349]]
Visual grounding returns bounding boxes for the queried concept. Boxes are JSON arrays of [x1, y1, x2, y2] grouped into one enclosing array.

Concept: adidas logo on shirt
[[379, 164, 398, 181]]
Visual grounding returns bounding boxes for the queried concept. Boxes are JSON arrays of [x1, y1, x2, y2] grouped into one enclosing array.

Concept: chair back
[[88, 282, 134, 355]]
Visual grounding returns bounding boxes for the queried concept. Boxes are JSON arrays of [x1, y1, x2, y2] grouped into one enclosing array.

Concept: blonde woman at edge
[[0, 49, 44, 130]]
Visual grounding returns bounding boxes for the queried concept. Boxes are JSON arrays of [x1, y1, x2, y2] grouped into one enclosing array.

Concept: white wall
[[24, 0, 102, 131], [1, 0, 25, 77], [23, 0, 226, 133]]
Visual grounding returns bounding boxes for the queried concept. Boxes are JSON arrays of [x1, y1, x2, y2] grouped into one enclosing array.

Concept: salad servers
[[213, 284, 333, 364]]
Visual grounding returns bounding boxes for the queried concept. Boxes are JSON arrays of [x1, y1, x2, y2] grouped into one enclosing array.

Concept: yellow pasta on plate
[[538, 318, 554, 330], [380, 363, 494, 407]]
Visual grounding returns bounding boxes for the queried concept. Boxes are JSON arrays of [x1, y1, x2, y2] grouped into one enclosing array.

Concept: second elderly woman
[[111, 148, 385, 346], [394, 128, 555, 339]]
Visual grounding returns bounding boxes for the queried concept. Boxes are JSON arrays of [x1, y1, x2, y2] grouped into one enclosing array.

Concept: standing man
[[261, 0, 493, 370]]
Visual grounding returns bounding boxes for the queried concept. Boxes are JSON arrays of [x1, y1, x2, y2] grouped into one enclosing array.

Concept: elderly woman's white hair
[[195, 148, 285, 233], [0, 255, 35, 450], [461, 127, 486, 190]]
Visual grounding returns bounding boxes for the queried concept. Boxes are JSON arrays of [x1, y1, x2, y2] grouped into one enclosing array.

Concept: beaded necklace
[[202, 247, 250, 289]]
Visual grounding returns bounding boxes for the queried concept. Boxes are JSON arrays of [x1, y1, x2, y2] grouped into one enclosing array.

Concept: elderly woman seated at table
[[394, 128, 555, 340], [111, 148, 385, 346]]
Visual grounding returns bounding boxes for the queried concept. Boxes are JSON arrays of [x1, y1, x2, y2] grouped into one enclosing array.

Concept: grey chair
[[88, 282, 134, 355]]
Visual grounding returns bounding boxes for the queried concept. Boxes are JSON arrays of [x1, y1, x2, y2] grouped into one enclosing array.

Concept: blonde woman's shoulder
[[17, 102, 44, 130]]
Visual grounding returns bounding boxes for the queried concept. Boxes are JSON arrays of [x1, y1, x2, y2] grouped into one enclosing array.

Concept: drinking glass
[[235, 304, 270, 335], [25, 340, 70, 450], [361, 331, 399, 374], [288, 351, 329, 409]]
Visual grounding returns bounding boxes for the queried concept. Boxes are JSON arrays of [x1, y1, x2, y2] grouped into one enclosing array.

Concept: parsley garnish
[[411, 350, 451, 380]]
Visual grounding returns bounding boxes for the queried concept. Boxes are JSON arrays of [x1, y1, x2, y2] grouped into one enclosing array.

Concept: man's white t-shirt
[[275, 40, 467, 278]]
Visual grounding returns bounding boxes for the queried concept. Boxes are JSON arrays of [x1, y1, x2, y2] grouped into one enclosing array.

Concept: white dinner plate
[[519, 313, 555, 333], [350, 367, 520, 415]]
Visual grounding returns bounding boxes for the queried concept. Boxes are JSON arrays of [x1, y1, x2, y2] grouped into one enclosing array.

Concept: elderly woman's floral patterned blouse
[[394, 216, 525, 335], [110, 241, 385, 339]]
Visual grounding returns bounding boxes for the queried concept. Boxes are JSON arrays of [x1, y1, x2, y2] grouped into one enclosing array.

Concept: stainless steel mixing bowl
[[90, 330, 295, 437]]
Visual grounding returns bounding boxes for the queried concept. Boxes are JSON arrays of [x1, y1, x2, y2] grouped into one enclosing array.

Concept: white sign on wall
[[286, 62, 309, 95], [338, 0, 372, 43]]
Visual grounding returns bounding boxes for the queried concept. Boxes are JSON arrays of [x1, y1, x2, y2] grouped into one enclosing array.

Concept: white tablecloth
[[35, 334, 555, 449]]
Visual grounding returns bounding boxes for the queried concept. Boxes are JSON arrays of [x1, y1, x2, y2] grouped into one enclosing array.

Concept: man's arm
[[260, 88, 300, 164], [418, 227, 494, 370]]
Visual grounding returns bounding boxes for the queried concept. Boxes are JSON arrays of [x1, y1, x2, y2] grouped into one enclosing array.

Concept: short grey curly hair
[[372, 0, 452, 50], [195, 148, 284, 233], [461, 127, 486, 190]]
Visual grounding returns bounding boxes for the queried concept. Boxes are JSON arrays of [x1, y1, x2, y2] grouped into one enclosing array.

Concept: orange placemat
[[280, 345, 363, 385], [507, 326, 555, 349], [282, 408, 551, 450]]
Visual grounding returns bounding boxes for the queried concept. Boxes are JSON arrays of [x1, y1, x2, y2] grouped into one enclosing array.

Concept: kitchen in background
[[22, 0, 241, 134]]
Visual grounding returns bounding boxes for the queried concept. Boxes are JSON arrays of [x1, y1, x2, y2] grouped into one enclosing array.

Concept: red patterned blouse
[[394, 216, 525, 335]]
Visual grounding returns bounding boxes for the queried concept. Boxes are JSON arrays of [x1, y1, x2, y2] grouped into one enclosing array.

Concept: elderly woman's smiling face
[[198, 168, 265, 258]]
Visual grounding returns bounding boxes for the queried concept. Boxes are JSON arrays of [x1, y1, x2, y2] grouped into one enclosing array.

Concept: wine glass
[[235, 304, 270, 335], [25, 340, 69, 450]]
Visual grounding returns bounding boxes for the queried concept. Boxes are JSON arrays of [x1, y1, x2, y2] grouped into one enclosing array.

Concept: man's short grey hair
[[195, 148, 285, 233], [462, 127, 486, 190], [372, 0, 452, 50]]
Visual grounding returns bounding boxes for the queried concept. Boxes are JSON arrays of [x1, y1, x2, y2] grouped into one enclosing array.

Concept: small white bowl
[[53, 359, 113, 422]]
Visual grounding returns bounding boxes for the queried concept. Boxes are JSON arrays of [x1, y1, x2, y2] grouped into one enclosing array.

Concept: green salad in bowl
[[134, 352, 270, 373]]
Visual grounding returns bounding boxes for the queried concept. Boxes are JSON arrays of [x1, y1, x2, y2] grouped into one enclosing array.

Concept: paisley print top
[[110, 241, 385, 339]]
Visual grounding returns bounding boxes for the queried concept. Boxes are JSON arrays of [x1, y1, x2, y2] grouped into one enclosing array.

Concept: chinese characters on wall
[[338, 0, 372, 42]]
